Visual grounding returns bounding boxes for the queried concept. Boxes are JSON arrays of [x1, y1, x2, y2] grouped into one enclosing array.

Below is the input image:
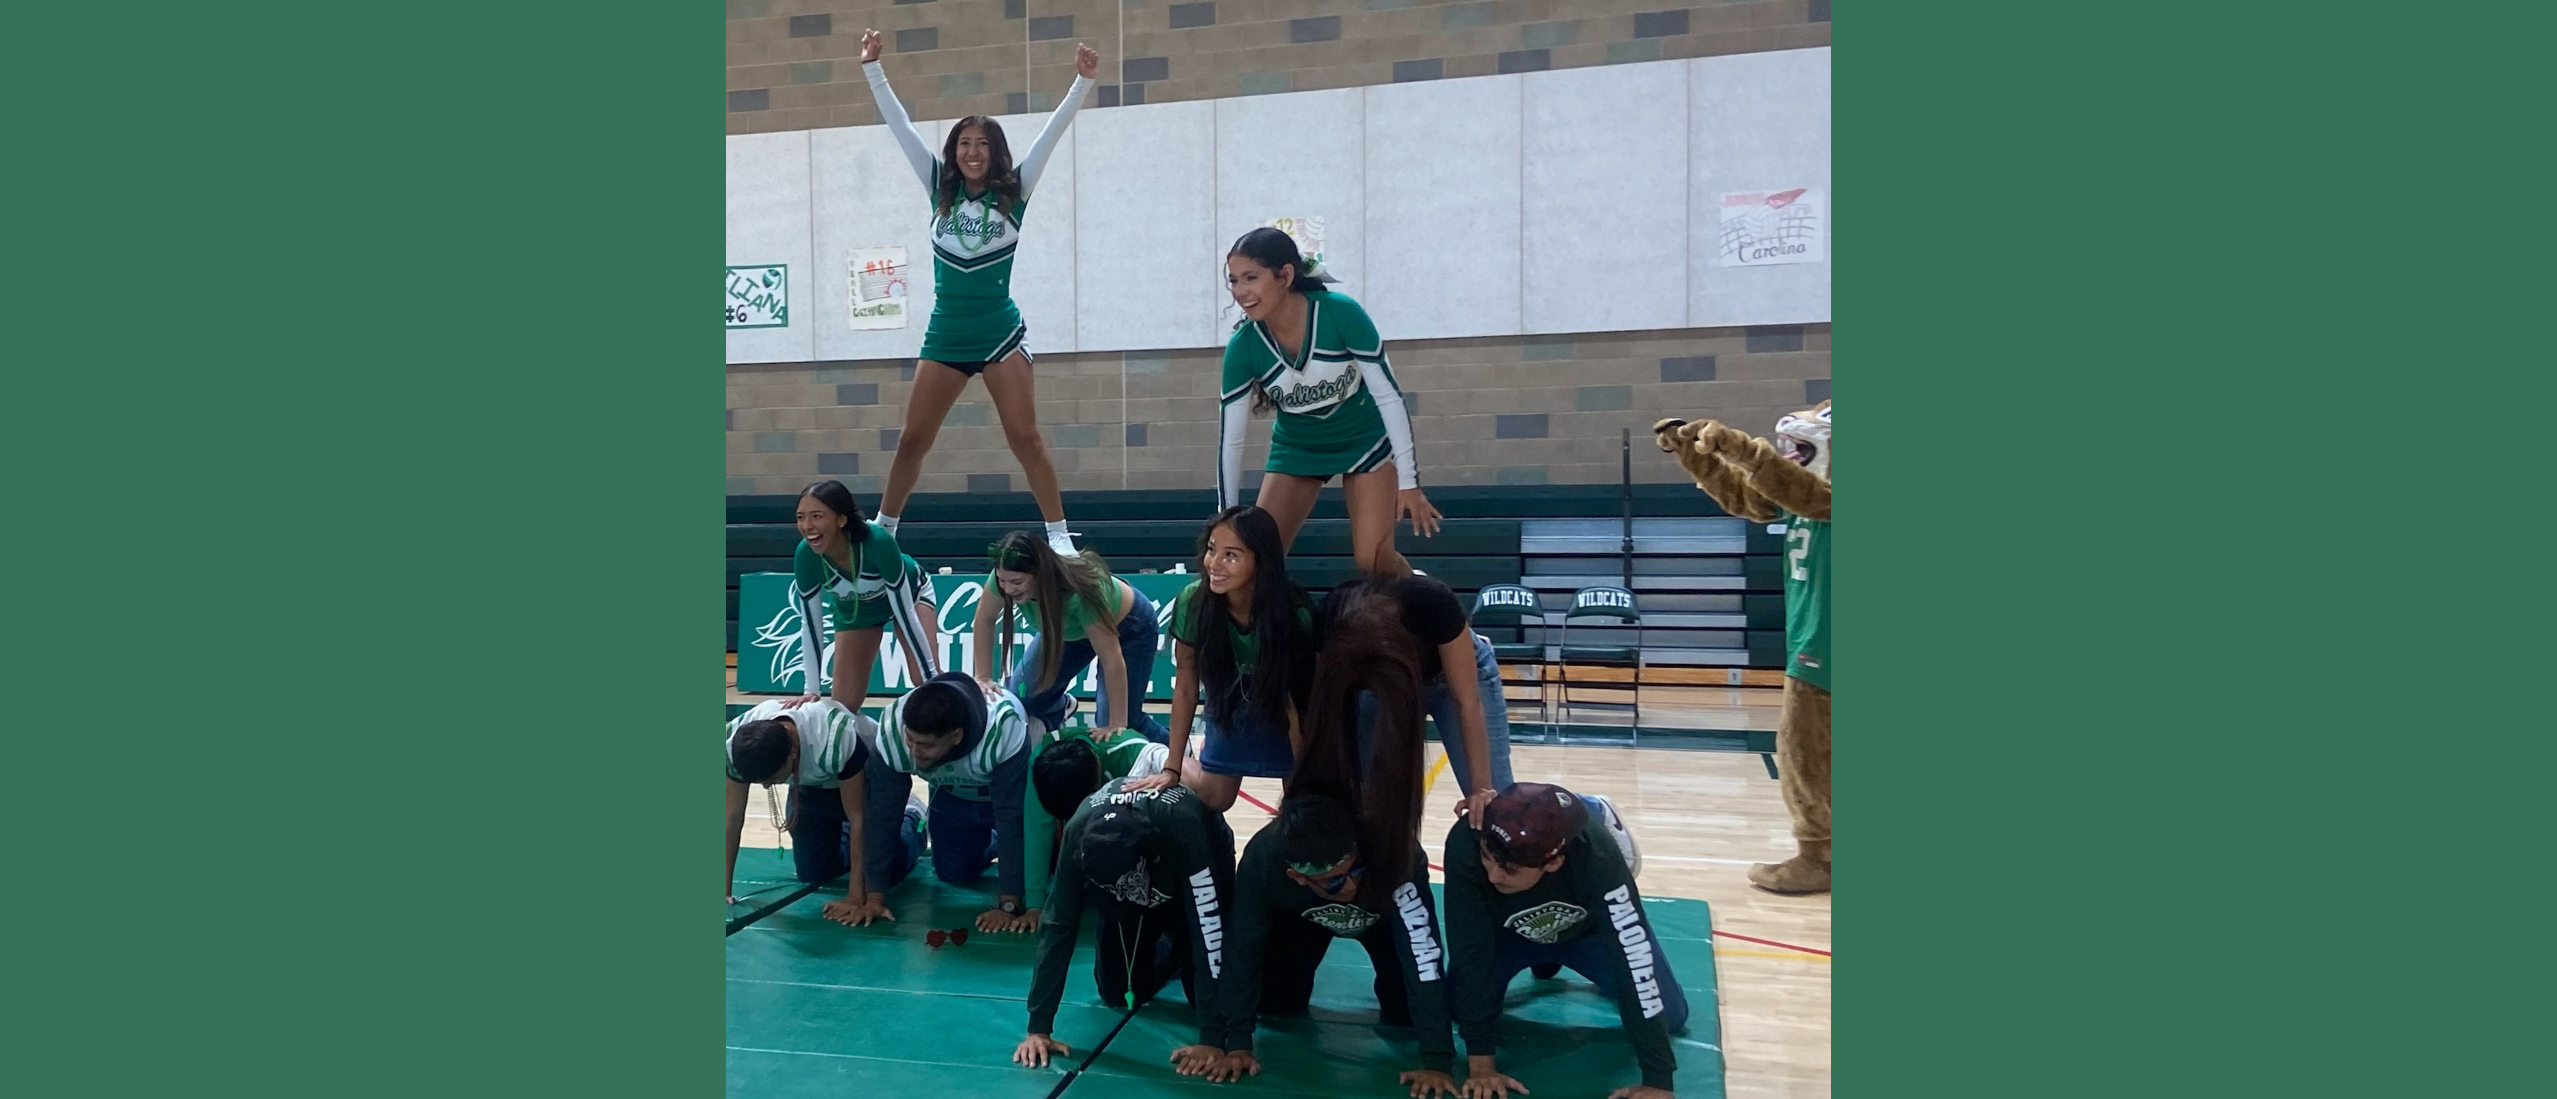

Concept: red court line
[[1711, 930, 1830, 957], [1237, 790, 1280, 815]]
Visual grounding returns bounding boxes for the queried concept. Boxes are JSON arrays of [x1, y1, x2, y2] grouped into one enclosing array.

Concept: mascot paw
[[1651, 418, 1691, 452], [1696, 421, 1755, 457], [1746, 856, 1831, 896]]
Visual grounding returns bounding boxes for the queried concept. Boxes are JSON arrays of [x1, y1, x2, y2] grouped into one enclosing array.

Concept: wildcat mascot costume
[[1654, 402, 1830, 895]]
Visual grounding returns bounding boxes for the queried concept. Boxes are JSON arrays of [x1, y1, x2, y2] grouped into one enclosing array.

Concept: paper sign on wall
[[1716, 188, 1825, 267], [847, 247, 911, 330], [1221, 216, 1327, 327], [726, 264, 788, 328]]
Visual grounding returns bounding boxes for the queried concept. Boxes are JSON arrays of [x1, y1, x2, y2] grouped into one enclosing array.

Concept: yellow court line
[[1423, 750, 1449, 794]]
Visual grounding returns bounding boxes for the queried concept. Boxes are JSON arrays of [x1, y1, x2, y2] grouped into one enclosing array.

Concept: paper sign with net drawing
[[1717, 188, 1825, 267], [847, 247, 911, 330]]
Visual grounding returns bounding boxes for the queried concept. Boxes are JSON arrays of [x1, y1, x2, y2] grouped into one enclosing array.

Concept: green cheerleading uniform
[[1779, 512, 1830, 691], [790, 523, 939, 695], [1218, 289, 1420, 509], [865, 60, 1093, 368]]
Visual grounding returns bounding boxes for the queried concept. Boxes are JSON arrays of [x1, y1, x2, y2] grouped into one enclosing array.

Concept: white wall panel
[[1688, 48, 1831, 328], [1214, 87, 1364, 332], [810, 118, 944, 362], [1074, 99, 1218, 353], [1522, 62, 1690, 335], [989, 104, 1082, 356], [1364, 74, 1522, 341], [725, 130, 815, 365]]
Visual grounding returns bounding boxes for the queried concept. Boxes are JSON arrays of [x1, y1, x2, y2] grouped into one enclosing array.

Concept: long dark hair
[[1189, 505, 1316, 733], [1287, 585, 1427, 910], [934, 117, 1021, 221], [1227, 227, 1338, 414], [989, 529, 1114, 695], [798, 480, 868, 542]]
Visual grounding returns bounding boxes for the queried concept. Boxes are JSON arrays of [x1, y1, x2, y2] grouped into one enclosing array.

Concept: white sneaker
[[1046, 530, 1079, 556], [1582, 793, 1642, 878]]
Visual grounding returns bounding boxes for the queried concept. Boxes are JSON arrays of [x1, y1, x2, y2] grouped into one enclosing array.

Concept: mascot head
[[1772, 400, 1830, 480]]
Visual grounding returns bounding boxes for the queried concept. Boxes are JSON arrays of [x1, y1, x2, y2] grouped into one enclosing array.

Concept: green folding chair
[[1469, 583, 1553, 736], [1556, 585, 1643, 740]]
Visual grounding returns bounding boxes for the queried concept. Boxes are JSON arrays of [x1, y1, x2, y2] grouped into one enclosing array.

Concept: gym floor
[[726, 676, 1831, 1098]]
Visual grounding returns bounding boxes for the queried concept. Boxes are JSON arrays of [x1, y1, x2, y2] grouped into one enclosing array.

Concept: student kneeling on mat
[[1196, 794, 1459, 1096], [723, 698, 924, 926], [1024, 726, 1172, 931], [870, 672, 1037, 933], [1444, 783, 1683, 1099], [1015, 779, 1240, 1076]]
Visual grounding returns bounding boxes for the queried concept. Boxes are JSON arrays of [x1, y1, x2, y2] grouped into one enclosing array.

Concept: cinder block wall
[[727, 1, 1831, 132], [726, 1, 1833, 496], [727, 323, 1828, 496]]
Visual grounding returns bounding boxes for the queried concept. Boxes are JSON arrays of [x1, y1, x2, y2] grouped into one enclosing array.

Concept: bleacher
[[728, 482, 1790, 683]]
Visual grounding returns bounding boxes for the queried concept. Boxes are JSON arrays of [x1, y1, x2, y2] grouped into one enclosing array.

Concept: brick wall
[[727, 1, 1832, 134], [727, 322, 1829, 495]]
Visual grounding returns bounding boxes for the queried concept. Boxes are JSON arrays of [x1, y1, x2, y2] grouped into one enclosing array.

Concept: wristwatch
[[998, 898, 1023, 916]]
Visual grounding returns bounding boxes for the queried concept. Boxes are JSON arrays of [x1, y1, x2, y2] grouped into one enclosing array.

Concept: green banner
[[736, 571, 1198, 698]]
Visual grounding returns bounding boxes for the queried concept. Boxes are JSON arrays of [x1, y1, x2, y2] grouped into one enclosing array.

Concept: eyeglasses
[[925, 928, 972, 949], [1314, 868, 1366, 894]]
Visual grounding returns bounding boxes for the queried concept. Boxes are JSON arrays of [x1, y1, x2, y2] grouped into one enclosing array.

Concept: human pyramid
[[720, 31, 1836, 1099]]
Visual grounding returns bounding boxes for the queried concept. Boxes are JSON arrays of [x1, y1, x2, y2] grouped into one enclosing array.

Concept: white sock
[[1044, 519, 1069, 537], [875, 513, 900, 534], [1044, 520, 1075, 554]]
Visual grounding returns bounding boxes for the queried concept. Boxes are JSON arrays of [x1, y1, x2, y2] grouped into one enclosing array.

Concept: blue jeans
[[1357, 632, 1516, 795], [1493, 926, 1691, 1034], [862, 748, 1030, 899], [1010, 587, 1170, 744], [786, 782, 921, 890]]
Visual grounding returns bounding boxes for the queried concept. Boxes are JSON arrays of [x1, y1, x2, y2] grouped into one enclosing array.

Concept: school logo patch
[[1503, 901, 1588, 945], [1302, 903, 1380, 936]]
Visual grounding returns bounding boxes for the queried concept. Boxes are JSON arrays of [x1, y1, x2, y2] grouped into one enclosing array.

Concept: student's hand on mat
[[976, 907, 1020, 934], [1076, 44, 1100, 81], [1606, 1088, 1672, 1099], [1462, 1059, 1528, 1099], [1014, 1034, 1070, 1068], [1009, 908, 1043, 934], [821, 896, 894, 927], [1169, 1045, 1226, 1077], [1204, 1051, 1260, 1083], [859, 29, 882, 64], [1400, 1069, 1459, 1099], [1400, 488, 1444, 538], [1124, 770, 1179, 793]]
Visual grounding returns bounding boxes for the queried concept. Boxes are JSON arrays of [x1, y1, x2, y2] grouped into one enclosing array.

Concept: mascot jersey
[[1780, 513, 1830, 691], [865, 60, 1093, 366], [1217, 289, 1420, 508]]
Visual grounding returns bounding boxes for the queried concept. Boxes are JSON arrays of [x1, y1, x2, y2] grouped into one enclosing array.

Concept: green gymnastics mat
[[727, 861, 1725, 1099]]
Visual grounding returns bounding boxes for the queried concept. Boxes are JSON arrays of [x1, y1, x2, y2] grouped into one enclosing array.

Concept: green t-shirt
[[986, 568, 1123, 639], [1779, 513, 1830, 691], [1168, 579, 1311, 669]]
